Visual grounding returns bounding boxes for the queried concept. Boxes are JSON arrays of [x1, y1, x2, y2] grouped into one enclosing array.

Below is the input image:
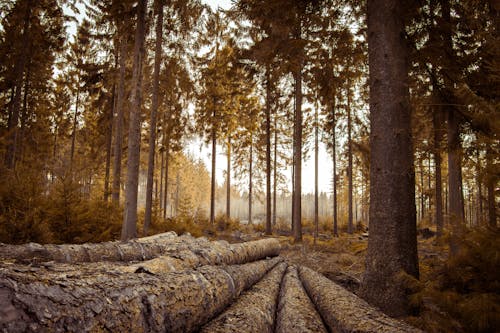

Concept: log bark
[[0, 233, 281, 268], [276, 265, 327, 333], [299, 266, 423, 333], [200, 262, 287, 333], [0, 257, 282, 332]]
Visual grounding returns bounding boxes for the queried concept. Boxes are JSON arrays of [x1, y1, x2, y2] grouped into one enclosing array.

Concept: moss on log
[[276, 265, 327, 333], [0, 257, 282, 332], [199, 262, 287, 333], [298, 266, 423, 333]]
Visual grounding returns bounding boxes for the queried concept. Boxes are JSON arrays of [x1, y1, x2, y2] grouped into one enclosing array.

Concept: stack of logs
[[0, 232, 422, 332]]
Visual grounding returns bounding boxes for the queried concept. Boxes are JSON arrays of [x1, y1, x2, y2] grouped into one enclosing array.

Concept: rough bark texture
[[299, 266, 423, 333], [292, 56, 303, 242], [144, 0, 164, 235], [122, 0, 148, 240], [276, 265, 327, 333], [347, 86, 354, 234], [199, 262, 286, 333], [360, 0, 419, 317], [111, 35, 127, 203], [265, 66, 272, 235], [0, 257, 281, 332], [0, 233, 281, 268]]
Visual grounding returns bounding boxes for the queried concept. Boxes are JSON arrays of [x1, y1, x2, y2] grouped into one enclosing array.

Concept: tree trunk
[[160, 147, 165, 211], [292, 39, 303, 242], [265, 67, 272, 235], [104, 82, 116, 202], [433, 108, 444, 237], [273, 111, 278, 226], [0, 256, 282, 333], [276, 265, 327, 333], [122, 0, 148, 241], [486, 144, 497, 227], [332, 104, 338, 237], [249, 133, 253, 225], [347, 84, 353, 234], [299, 266, 422, 332], [226, 136, 231, 221], [314, 102, 319, 242], [4, 0, 31, 169], [200, 262, 286, 333], [360, 0, 419, 317], [419, 157, 425, 222], [144, 0, 164, 235], [69, 77, 80, 170], [210, 111, 217, 225], [447, 109, 465, 254], [112, 36, 127, 203], [475, 148, 482, 225]]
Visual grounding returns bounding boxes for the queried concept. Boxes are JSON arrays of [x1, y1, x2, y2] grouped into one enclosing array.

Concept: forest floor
[[211, 225, 497, 333]]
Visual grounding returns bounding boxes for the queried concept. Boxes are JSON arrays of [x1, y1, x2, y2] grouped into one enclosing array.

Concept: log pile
[[0, 232, 422, 332]]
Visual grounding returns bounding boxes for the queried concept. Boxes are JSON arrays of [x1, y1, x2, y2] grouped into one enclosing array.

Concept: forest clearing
[[0, 0, 498, 332]]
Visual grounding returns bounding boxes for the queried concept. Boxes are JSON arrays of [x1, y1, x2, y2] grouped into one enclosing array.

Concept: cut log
[[0, 257, 282, 332], [276, 265, 327, 333], [298, 266, 423, 333], [199, 262, 287, 333], [0, 234, 281, 270]]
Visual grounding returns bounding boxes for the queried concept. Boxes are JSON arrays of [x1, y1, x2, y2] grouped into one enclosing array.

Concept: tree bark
[[0, 257, 282, 333], [314, 102, 319, 242], [332, 104, 338, 237], [200, 262, 286, 333], [447, 109, 465, 254], [0, 233, 281, 267], [122, 0, 148, 241], [144, 0, 164, 235], [292, 47, 303, 242], [249, 133, 253, 224], [112, 36, 127, 203], [433, 108, 444, 236], [486, 144, 497, 227], [299, 266, 422, 332], [347, 84, 353, 234], [211, 110, 217, 224], [226, 136, 231, 220], [69, 76, 80, 170], [265, 66, 272, 235], [163, 137, 170, 219], [276, 265, 327, 333], [360, 0, 419, 317], [4, 0, 31, 169], [104, 82, 115, 202], [273, 111, 278, 226]]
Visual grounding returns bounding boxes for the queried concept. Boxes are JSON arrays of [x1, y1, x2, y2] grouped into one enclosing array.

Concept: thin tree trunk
[[210, 110, 216, 225], [419, 157, 425, 222], [347, 84, 353, 234], [433, 109, 444, 237], [122, 0, 148, 241], [332, 104, 338, 237], [226, 136, 231, 221], [144, 0, 164, 235], [292, 34, 303, 242], [112, 36, 127, 203], [486, 144, 497, 227], [265, 66, 272, 235], [249, 133, 253, 225], [163, 143, 170, 219], [273, 111, 278, 226], [175, 172, 180, 216], [360, 0, 419, 317], [475, 147, 482, 225], [69, 77, 80, 170], [4, 0, 31, 169], [447, 109, 465, 254], [160, 147, 165, 211], [314, 101, 319, 242], [104, 82, 116, 202]]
